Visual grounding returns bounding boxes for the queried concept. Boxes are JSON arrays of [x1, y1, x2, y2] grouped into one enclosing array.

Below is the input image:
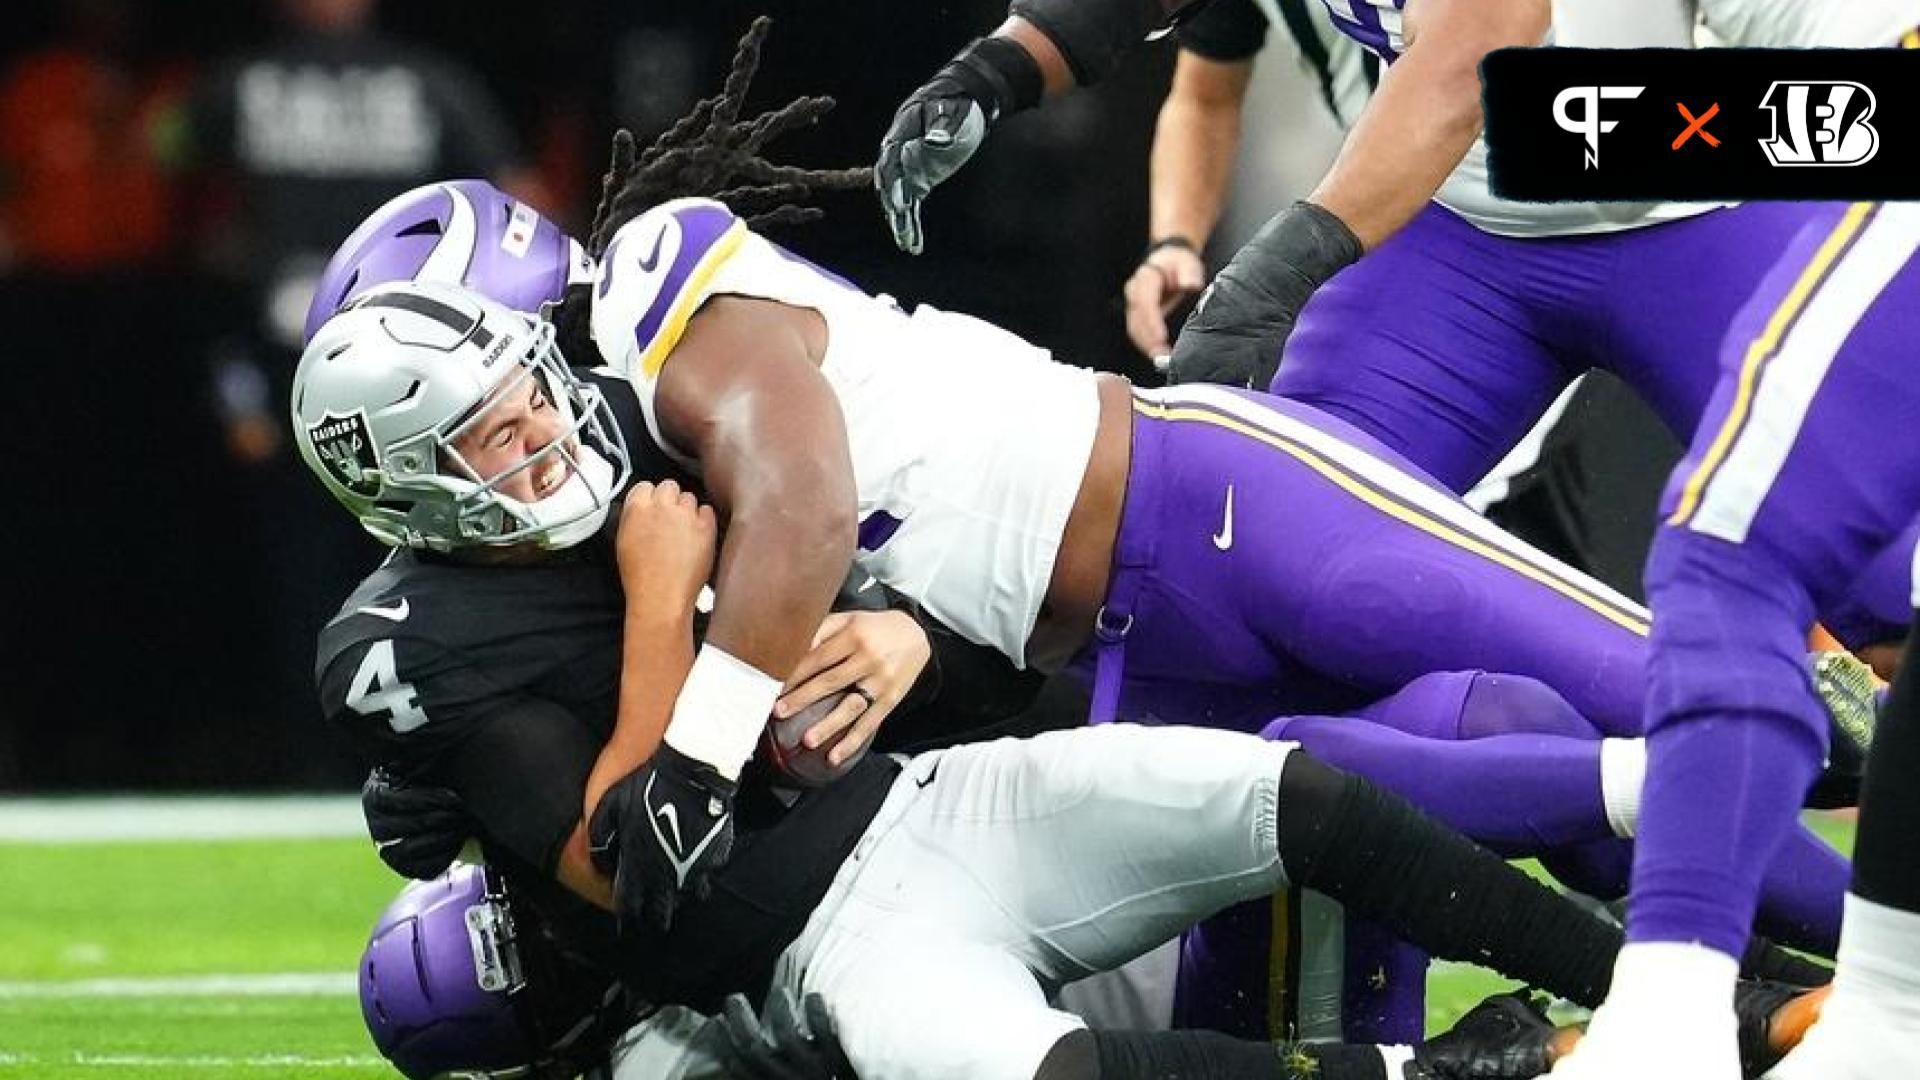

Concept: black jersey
[[315, 536, 899, 1010]]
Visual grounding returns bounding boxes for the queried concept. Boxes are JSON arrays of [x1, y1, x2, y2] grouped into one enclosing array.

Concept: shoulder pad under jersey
[[589, 198, 749, 383]]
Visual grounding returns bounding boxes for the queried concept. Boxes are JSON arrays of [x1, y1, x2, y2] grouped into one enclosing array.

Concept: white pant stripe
[[1691, 204, 1920, 543]]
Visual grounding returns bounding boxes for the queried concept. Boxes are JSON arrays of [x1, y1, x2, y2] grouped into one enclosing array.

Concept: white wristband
[[663, 645, 783, 782]]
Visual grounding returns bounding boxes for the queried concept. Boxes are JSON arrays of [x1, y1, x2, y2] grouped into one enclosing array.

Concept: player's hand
[[711, 988, 853, 1080], [1167, 201, 1363, 390], [877, 33, 1044, 254], [361, 768, 472, 881], [876, 84, 987, 255], [774, 610, 930, 767], [615, 480, 716, 618], [587, 745, 737, 933], [1123, 243, 1207, 366]]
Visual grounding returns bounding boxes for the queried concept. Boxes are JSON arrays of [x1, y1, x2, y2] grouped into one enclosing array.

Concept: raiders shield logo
[[307, 410, 382, 497]]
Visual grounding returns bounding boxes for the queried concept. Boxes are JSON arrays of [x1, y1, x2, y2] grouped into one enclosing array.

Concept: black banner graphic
[[1483, 48, 1920, 201]]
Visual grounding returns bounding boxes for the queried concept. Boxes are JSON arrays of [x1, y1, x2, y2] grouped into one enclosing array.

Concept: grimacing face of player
[[448, 371, 577, 505]]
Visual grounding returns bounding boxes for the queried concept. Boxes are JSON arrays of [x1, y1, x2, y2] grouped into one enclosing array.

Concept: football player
[[306, 163, 1846, 1061], [291, 29, 1835, 1068], [1545, 200, 1920, 1077], [362, 865, 1813, 1080], [357, 863, 852, 1079], [308, 164, 1858, 1053], [522, 92, 1853, 948], [297, 280, 1840, 1079], [876, 0, 1920, 656]]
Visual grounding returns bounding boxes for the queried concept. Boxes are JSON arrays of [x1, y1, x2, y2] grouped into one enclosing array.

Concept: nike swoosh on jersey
[[357, 599, 410, 622], [636, 226, 667, 273], [1212, 485, 1235, 551]]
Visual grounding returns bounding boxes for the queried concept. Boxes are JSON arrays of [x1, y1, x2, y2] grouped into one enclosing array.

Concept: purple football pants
[[1277, 201, 1813, 493], [1090, 386, 1650, 735], [1084, 388, 1850, 1039], [1277, 200, 1909, 650], [1634, 202, 1920, 959]]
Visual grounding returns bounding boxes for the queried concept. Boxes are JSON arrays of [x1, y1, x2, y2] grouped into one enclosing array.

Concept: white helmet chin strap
[[516, 444, 618, 550]]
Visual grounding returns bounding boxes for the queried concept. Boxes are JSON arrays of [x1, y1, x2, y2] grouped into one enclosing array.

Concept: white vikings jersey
[[588, 198, 1101, 666], [1320, 0, 1713, 237], [1698, 0, 1919, 47]]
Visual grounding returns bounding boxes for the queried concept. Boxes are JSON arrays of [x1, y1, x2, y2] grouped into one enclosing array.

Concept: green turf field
[[0, 811, 1857, 1078], [0, 837, 395, 1078]]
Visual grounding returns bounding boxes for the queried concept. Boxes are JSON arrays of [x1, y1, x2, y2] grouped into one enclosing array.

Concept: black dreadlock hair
[[552, 16, 871, 365]]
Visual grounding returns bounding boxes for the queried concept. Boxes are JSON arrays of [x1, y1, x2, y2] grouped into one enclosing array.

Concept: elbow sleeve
[[1010, 0, 1176, 85]]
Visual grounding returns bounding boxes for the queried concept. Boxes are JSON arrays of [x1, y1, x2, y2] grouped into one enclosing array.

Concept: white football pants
[[772, 723, 1297, 1080]]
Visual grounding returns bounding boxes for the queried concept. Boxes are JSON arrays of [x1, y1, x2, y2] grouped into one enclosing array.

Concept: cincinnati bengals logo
[[1759, 81, 1880, 167], [308, 410, 381, 498]]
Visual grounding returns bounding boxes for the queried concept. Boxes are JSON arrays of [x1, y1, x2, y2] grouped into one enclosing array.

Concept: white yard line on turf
[[0, 796, 361, 842], [0, 973, 356, 997]]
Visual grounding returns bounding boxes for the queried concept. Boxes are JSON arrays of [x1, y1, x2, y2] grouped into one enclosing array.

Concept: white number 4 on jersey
[[346, 640, 429, 734]]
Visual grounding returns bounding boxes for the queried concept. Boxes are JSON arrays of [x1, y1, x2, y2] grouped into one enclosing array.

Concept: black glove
[[876, 36, 1042, 254], [587, 745, 738, 933], [361, 767, 472, 880], [1167, 200, 1364, 390], [712, 988, 853, 1080]]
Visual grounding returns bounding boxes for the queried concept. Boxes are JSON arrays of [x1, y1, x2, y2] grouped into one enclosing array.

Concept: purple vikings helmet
[[359, 864, 632, 1079], [306, 180, 593, 344]]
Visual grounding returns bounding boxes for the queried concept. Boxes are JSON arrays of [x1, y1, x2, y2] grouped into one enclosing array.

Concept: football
[[763, 691, 871, 787]]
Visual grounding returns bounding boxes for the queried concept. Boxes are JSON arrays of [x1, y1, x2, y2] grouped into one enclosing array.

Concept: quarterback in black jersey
[[291, 24, 1827, 1076], [296, 253, 1838, 1080]]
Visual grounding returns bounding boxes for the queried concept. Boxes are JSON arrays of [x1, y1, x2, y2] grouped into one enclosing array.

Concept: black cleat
[[1412, 992, 1559, 1079]]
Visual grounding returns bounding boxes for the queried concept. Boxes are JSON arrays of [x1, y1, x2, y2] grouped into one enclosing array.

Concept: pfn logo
[[1759, 81, 1879, 166], [1553, 86, 1645, 169]]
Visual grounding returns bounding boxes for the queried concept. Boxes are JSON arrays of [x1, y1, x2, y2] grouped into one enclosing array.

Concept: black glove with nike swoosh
[[362, 767, 473, 881], [1167, 200, 1364, 390], [588, 745, 738, 934]]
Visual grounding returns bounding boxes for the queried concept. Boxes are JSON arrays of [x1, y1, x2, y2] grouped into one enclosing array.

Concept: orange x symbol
[[1673, 102, 1721, 149]]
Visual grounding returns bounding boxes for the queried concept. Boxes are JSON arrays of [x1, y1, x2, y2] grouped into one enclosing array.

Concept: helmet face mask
[[294, 282, 630, 553]]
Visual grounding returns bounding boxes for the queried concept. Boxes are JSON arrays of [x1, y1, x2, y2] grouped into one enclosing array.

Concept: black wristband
[[1144, 235, 1200, 259], [945, 35, 1045, 121]]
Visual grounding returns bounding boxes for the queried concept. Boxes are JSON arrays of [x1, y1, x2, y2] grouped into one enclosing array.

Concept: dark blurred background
[[0, 0, 1214, 790]]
